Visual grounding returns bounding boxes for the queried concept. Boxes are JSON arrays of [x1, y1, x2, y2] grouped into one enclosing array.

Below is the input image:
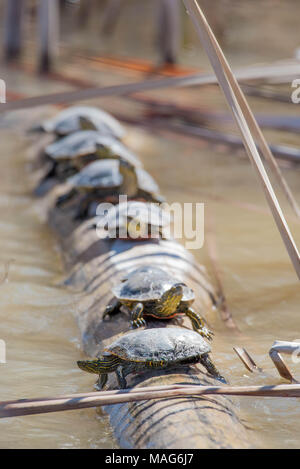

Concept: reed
[[1, 63, 300, 113], [183, 0, 300, 278], [1, 383, 300, 419]]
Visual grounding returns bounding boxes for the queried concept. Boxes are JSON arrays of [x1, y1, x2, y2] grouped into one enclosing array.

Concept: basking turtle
[[56, 159, 122, 219], [119, 159, 164, 203], [41, 131, 141, 183], [56, 159, 163, 218], [98, 200, 171, 239], [31, 106, 125, 139], [77, 327, 224, 389], [104, 265, 213, 341]]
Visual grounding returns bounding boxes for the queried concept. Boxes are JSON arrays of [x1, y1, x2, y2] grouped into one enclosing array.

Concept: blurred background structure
[[1, 0, 299, 74]]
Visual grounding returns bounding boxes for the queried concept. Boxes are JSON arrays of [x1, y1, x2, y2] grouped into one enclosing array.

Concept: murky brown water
[[0, 0, 300, 449]]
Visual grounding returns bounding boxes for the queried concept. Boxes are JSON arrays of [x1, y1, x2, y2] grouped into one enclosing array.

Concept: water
[[0, 126, 115, 448], [0, 0, 300, 448]]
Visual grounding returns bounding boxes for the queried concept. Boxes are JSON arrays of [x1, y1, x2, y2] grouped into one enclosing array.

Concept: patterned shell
[[112, 265, 194, 302], [68, 160, 122, 190], [103, 201, 171, 229], [45, 130, 141, 167], [41, 106, 125, 138], [104, 327, 210, 362], [135, 168, 160, 194]]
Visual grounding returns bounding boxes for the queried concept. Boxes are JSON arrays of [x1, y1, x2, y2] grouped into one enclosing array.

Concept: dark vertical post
[[77, 0, 93, 28], [38, 0, 59, 74], [157, 0, 181, 65], [3, 0, 24, 62], [101, 0, 123, 35]]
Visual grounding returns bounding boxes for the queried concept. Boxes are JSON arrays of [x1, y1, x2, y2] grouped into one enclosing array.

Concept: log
[[43, 191, 256, 448]]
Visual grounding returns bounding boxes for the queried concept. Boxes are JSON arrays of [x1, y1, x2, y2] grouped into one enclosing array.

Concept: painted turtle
[[104, 265, 213, 341], [77, 327, 224, 389], [32, 106, 125, 139], [98, 200, 171, 239], [56, 159, 122, 219], [118, 159, 164, 203], [42, 131, 141, 183], [56, 159, 163, 218]]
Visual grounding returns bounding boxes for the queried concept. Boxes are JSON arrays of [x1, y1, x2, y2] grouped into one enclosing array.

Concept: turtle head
[[79, 115, 96, 131], [119, 159, 135, 173], [157, 283, 185, 316], [77, 359, 100, 374], [119, 159, 138, 197]]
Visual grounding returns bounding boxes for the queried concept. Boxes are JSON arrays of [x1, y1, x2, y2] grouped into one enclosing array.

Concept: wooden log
[[3, 0, 24, 62], [38, 0, 59, 74], [43, 191, 256, 448]]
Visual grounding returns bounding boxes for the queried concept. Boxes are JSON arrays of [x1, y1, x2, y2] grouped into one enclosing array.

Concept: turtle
[[40, 131, 141, 184], [104, 265, 213, 341], [31, 106, 125, 139], [55, 159, 123, 219], [77, 327, 224, 389], [118, 159, 164, 203], [56, 159, 163, 219], [97, 200, 171, 240]]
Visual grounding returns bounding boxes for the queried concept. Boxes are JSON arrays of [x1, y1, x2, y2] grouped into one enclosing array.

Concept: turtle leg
[[73, 195, 92, 220], [199, 353, 226, 383], [103, 298, 121, 319], [184, 307, 214, 341], [97, 373, 108, 390], [130, 303, 146, 329], [56, 188, 78, 207], [115, 365, 127, 389]]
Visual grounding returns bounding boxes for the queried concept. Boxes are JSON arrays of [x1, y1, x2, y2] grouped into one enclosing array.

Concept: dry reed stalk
[[183, 0, 300, 279], [2, 383, 300, 418], [1, 63, 300, 113], [269, 341, 300, 383]]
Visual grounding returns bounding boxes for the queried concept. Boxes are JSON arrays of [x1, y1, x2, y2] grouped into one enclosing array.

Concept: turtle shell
[[104, 327, 210, 363], [45, 131, 141, 168], [103, 201, 171, 229], [112, 265, 194, 302], [136, 168, 160, 194], [40, 106, 125, 138], [68, 160, 122, 190]]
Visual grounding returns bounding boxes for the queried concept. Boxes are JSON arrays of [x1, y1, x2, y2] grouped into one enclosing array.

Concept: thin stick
[[183, 0, 300, 218], [2, 383, 300, 418], [1, 62, 300, 113], [269, 341, 300, 383], [183, 0, 300, 279], [233, 347, 263, 373]]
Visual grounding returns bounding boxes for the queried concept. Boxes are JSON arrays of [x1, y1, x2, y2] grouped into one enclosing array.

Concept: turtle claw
[[199, 327, 214, 342], [131, 318, 146, 329]]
